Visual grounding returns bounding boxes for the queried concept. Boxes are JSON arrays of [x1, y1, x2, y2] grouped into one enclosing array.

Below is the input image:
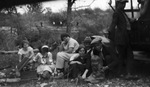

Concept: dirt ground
[[1, 51, 150, 87], [1, 59, 150, 87]]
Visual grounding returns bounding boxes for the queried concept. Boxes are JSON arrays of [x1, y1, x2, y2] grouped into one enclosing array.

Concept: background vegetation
[[0, 2, 114, 74], [0, 3, 113, 50]]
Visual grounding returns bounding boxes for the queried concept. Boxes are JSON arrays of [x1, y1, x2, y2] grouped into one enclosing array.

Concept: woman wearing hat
[[34, 45, 55, 80]]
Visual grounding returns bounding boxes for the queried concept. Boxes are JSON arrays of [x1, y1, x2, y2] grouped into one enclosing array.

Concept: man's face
[[117, 2, 126, 10], [63, 37, 69, 43], [84, 43, 91, 50], [93, 43, 102, 51]]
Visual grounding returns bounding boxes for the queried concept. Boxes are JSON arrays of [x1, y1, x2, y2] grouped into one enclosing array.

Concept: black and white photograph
[[0, 0, 149, 87]]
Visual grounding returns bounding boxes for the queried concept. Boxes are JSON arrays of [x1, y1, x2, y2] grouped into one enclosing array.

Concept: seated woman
[[69, 45, 92, 81], [17, 40, 34, 71], [33, 45, 55, 80], [18, 40, 34, 62]]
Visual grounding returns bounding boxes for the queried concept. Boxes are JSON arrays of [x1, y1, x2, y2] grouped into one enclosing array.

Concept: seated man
[[91, 35, 119, 78], [55, 33, 79, 78], [82, 37, 104, 83]]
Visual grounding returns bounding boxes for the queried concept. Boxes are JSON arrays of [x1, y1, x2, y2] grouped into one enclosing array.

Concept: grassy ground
[[2, 75, 150, 87], [1, 50, 150, 87]]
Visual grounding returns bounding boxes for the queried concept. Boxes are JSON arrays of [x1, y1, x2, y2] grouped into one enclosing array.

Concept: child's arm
[[18, 49, 22, 62], [18, 54, 22, 62], [47, 52, 53, 65], [33, 53, 39, 62], [28, 47, 34, 59]]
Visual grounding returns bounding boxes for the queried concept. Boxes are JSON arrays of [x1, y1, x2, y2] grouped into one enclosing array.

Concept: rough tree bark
[[66, 0, 76, 34]]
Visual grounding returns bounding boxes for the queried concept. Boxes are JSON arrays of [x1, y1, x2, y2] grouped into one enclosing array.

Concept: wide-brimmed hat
[[91, 38, 102, 45]]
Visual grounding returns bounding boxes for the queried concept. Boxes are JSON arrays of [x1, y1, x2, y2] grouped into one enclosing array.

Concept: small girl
[[34, 45, 55, 80]]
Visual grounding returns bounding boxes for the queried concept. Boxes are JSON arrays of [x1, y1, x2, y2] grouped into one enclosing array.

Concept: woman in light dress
[[34, 45, 55, 80]]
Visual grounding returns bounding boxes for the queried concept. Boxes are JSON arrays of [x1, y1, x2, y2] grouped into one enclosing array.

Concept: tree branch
[[71, 0, 76, 6], [72, 0, 96, 10]]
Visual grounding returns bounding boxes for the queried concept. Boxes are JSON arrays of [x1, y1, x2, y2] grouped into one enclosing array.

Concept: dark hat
[[83, 37, 92, 43]]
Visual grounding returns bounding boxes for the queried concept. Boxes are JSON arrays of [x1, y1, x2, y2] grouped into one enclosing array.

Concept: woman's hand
[[81, 73, 86, 79]]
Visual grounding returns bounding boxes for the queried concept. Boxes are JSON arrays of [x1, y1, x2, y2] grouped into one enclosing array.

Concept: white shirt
[[18, 46, 34, 58], [62, 38, 79, 53], [34, 52, 53, 64]]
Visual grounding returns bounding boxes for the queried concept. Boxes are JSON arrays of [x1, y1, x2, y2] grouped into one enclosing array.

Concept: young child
[[34, 45, 55, 80], [90, 37, 105, 79]]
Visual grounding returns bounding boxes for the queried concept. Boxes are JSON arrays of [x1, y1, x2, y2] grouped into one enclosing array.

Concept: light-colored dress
[[34, 52, 55, 75]]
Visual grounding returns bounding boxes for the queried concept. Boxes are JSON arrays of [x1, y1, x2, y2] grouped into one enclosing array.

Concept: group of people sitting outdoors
[[16, 0, 137, 83], [17, 33, 109, 83], [16, 31, 133, 83]]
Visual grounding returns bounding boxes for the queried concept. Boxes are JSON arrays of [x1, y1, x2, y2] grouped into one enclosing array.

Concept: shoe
[[70, 78, 78, 82], [101, 66, 109, 72], [54, 72, 64, 79], [85, 75, 99, 83], [95, 73, 105, 80]]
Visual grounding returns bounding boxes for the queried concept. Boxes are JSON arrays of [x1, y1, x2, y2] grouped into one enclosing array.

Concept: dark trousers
[[69, 63, 92, 79], [117, 45, 134, 75], [103, 42, 119, 70]]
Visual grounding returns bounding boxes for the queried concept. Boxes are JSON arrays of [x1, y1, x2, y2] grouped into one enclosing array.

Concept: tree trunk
[[66, 0, 72, 34]]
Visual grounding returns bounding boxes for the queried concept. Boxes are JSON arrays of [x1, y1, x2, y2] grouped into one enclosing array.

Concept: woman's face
[[41, 48, 49, 54], [23, 43, 29, 48], [79, 48, 86, 56]]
